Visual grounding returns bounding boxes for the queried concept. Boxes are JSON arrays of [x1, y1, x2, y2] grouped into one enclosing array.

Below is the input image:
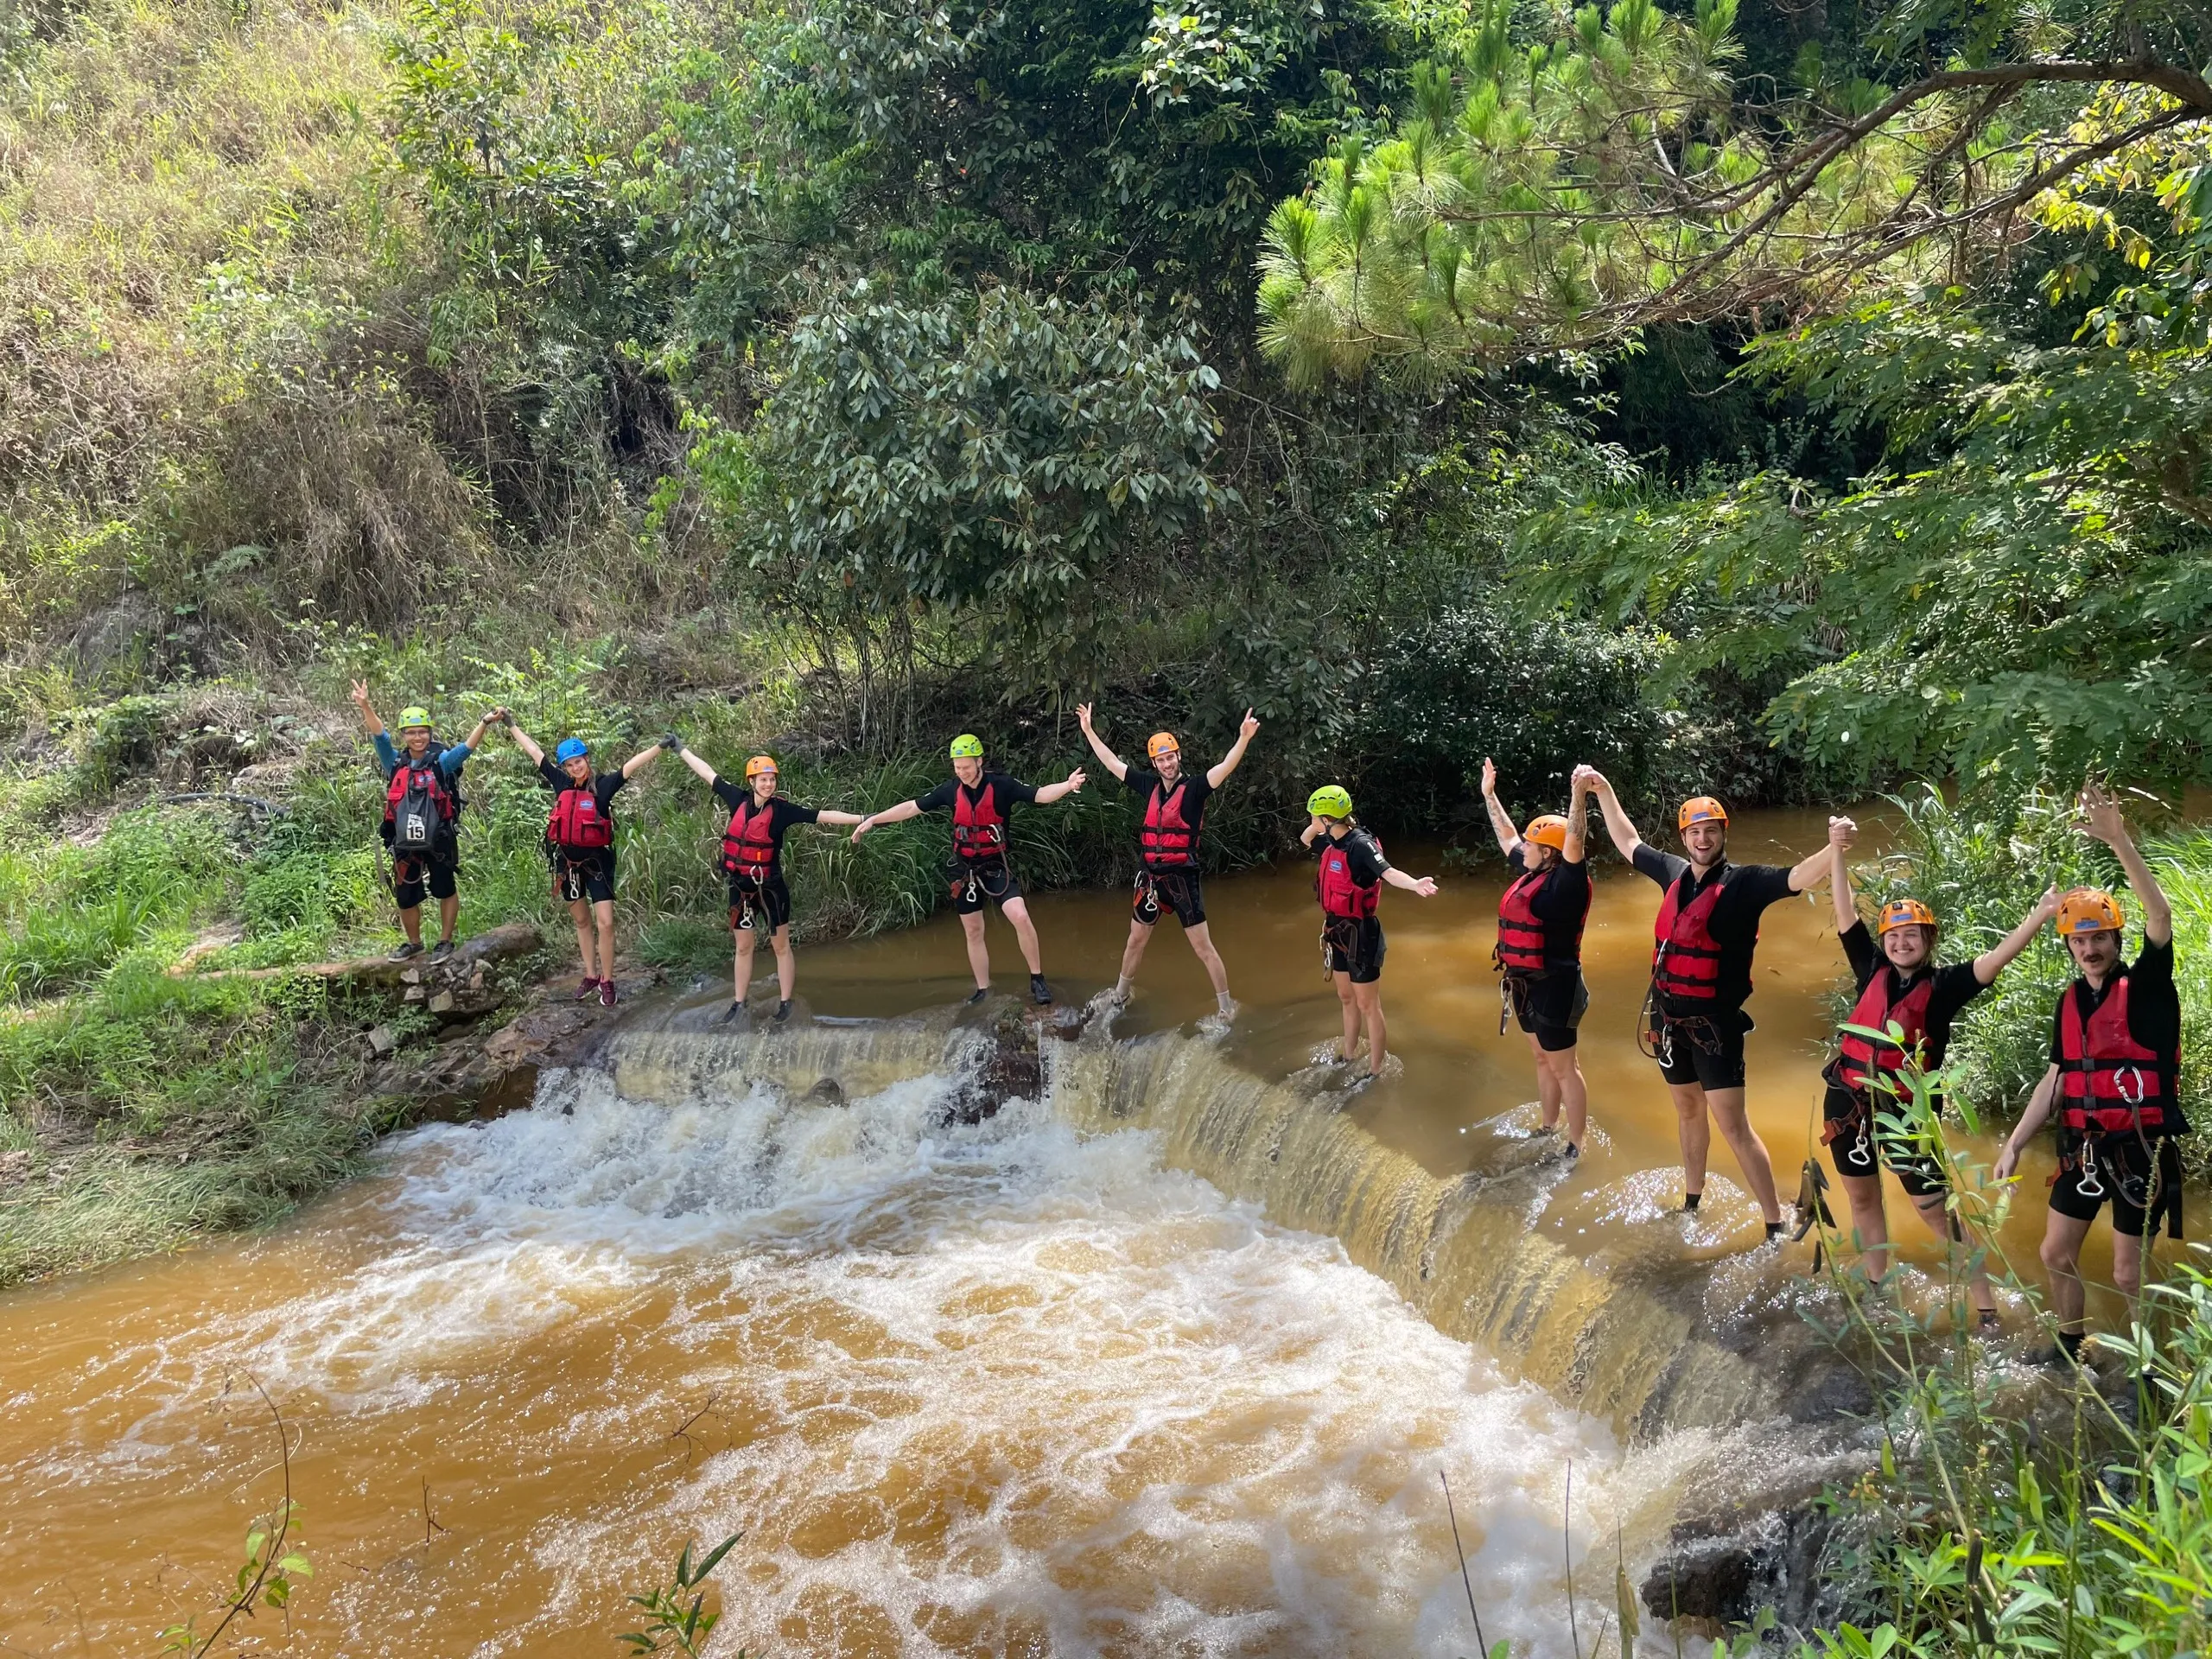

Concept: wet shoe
[[600, 981, 618, 1008], [1764, 1220, 1785, 1243], [773, 1000, 792, 1023], [1977, 1308, 2003, 1334], [1030, 974, 1052, 1006], [390, 940, 424, 962], [429, 938, 455, 961], [721, 1001, 747, 1024], [574, 977, 601, 1001], [1682, 1192, 1703, 1213], [965, 988, 989, 1006]]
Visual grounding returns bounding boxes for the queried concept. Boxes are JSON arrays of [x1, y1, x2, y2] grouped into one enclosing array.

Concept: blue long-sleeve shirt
[[374, 732, 472, 780]]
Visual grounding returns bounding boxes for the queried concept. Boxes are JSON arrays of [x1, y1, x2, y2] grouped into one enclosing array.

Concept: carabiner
[[2116, 1065, 2148, 1108], [2075, 1141, 2107, 1200]]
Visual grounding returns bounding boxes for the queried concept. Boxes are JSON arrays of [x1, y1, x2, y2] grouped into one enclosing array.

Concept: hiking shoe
[[429, 938, 455, 961], [575, 977, 601, 1001], [1977, 1308, 2004, 1334], [600, 981, 617, 1008], [1764, 1221, 1786, 1243], [1682, 1192, 1703, 1213], [1030, 974, 1052, 1006], [773, 1000, 792, 1024], [721, 1001, 746, 1024], [390, 940, 424, 962], [965, 988, 989, 1006]]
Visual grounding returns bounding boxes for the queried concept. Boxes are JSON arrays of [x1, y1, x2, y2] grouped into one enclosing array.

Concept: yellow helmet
[[949, 733, 984, 760], [2056, 887, 2125, 937], [1677, 796, 1729, 830], [1877, 897, 1938, 937], [1147, 731, 1179, 761], [1307, 785, 1353, 820], [1524, 815, 1570, 852], [744, 754, 777, 781]]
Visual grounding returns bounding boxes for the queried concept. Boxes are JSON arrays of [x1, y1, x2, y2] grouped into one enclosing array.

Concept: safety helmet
[[744, 754, 777, 781], [2056, 887, 2125, 938], [555, 737, 590, 764], [1147, 732, 1179, 761], [949, 733, 985, 760], [397, 706, 432, 730], [1677, 796, 1729, 830], [1877, 898, 1939, 938], [1524, 815, 1570, 853], [1307, 785, 1353, 820]]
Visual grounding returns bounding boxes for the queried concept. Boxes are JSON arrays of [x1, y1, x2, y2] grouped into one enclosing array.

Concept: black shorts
[[2050, 1134, 2184, 1239], [1654, 1010, 1748, 1091], [1134, 869, 1205, 928], [1822, 1085, 1946, 1198], [392, 849, 457, 910], [950, 860, 1021, 915], [729, 874, 793, 933], [552, 848, 616, 905], [1323, 915, 1386, 984], [1510, 971, 1587, 1052]]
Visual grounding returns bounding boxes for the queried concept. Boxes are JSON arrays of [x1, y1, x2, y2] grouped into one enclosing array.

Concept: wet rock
[[803, 1077, 847, 1107], [1642, 1496, 1837, 1631]]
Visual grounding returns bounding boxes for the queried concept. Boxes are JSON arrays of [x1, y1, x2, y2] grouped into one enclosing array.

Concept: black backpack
[[385, 752, 461, 855]]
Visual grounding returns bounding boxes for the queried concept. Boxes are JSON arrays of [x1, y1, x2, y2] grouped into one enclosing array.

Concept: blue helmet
[[555, 738, 589, 764]]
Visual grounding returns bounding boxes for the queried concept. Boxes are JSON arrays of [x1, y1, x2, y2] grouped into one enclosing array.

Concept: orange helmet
[[1678, 796, 1729, 831], [1147, 731, 1179, 760], [1524, 815, 1570, 852], [2056, 887, 2124, 937], [744, 754, 778, 781], [1877, 898, 1938, 937]]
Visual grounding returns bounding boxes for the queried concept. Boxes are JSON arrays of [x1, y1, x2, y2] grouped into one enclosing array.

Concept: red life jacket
[[547, 785, 613, 851], [1834, 969, 1940, 1096], [951, 782, 1007, 863], [721, 798, 779, 880], [1651, 871, 1731, 1002], [1316, 832, 1382, 919], [1141, 779, 1198, 869], [2056, 973, 2175, 1135], [383, 755, 459, 829], [1496, 867, 1586, 974]]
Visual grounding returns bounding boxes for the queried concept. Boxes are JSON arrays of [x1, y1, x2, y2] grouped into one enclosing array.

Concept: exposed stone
[[365, 1025, 397, 1058], [427, 990, 455, 1014]]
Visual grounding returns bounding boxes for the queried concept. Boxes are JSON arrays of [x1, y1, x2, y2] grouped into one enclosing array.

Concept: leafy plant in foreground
[[619, 1531, 745, 1656]]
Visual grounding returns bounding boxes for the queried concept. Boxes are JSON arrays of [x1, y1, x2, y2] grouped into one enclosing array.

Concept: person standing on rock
[[1580, 767, 1837, 1241], [1822, 819, 2056, 1327], [849, 734, 1086, 1006], [1075, 702, 1259, 1021], [351, 682, 504, 962], [674, 744, 868, 1023], [1481, 758, 1592, 1156], [1301, 785, 1440, 1089], [1994, 782, 2185, 1364], [506, 721, 674, 1007]]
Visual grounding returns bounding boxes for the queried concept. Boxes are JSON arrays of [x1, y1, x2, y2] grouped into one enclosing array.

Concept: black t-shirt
[[710, 779, 820, 878], [1124, 766, 1215, 858], [1314, 828, 1391, 886], [537, 758, 626, 812], [915, 772, 1040, 859], [1834, 918, 1987, 1080], [1506, 848, 1592, 969], [2047, 937, 2186, 1134], [1633, 845, 1797, 1017]]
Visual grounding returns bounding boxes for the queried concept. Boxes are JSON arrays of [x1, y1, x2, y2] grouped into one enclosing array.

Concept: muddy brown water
[[0, 809, 2092, 1656]]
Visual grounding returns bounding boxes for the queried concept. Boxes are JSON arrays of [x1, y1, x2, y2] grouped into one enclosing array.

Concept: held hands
[[849, 816, 875, 843], [1828, 815, 1857, 850], [659, 732, 683, 752], [2078, 779, 2130, 849], [1480, 756, 1497, 798], [1571, 765, 1607, 796]]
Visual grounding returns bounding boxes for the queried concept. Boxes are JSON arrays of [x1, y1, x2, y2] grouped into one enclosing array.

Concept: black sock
[[2060, 1330, 2086, 1360], [1764, 1220, 1784, 1240], [1683, 1191, 1702, 1213]]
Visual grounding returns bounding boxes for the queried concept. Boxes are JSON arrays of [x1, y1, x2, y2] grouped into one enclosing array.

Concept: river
[[0, 809, 2079, 1656]]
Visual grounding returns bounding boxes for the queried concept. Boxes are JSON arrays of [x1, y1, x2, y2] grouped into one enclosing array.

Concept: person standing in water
[[1300, 785, 1440, 1088], [1579, 767, 1836, 1239], [1075, 702, 1261, 1020], [851, 734, 1086, 1005], [1481, 759, 1592, 1155], [1994, 782, 2185, 1363], [1822, 817, 2058, 1326], [673, 745, 868, 1023], [506, 722, 674, 1006]]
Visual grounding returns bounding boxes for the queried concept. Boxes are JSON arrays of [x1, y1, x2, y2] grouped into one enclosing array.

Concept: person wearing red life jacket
[[506, 721, 672, 1007], [850, 734, 1087, 1006], [1300, 785, 1439, 1088], [1580, 766, 1837, 1240], [1823, 820, 2058, 1326], [1075, 702, 1260, 1020], [1995, 781, 2184, 1363], [673, 744, 867, 1023], [349, 681, 503, 963], [1480, 759, 1592, 1155]]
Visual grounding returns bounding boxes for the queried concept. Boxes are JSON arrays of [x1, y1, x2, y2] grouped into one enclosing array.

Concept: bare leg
[[566, 896, 594, 978], [1910, 1192, 1997, 1317], [1541, 1046, 1588, 1147], [591, 898, 618, 984], [1000, 896, 1046, 976], [1704, 1085, 1782, 1224], [959, 911, 991, 990], [1526, 1032, 1562, 1128], [2111, 1228, 2146, 1314], [437, 892, 460, 944], [397, 903, 424, 947], [1353, 980, 1387, 1077], [1333, 971, 1360, 1062], [1669, 1082, 1712, 1201], [1118, 916, 1155, 984], [1182, 920, 1231, 999], [1836, 1169, 1891, 1281], [734, 926, 759, 1002], [2039, 1208, 2095, 1334], [771, 925, 797, 1001]]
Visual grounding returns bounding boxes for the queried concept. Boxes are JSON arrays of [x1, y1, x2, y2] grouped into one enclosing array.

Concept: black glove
[[659, 731, 683, 752]]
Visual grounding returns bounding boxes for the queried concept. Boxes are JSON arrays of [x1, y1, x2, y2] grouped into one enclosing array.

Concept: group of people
[[353, 686, 2181, 1351]]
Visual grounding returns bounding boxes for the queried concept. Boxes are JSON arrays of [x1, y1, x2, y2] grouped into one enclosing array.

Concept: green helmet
[[397, 706, 432, 730], [949, 733, 985, 760], [1307, 784, 1353, 819]]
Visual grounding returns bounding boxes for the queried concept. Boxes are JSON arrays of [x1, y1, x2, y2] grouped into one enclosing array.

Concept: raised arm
[[1300, 817, 1325, 849], [1786, 817, 1851, 893], [2081, 780, 2171, 946], [1576, 766, 1643, 862], [458, 707, 505, 753], [851, 798, 924, 841], [810, 808, 868, 828], [1975, 886, 2063, 985], [1828, 817, 1857, 933], [1479, 757, 1521, 860], [507, 723, 546, 766], [1207, 709, 1261, 789], [1993, 1065, 2063, 1182], [348, 680, 385, 739], [619, 740, 671, 780], [1562, 770, 1588, 864], [677, 745, 720, 785], [1074, 703, 1128, 783], [1033, 768, 1088, 806]]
